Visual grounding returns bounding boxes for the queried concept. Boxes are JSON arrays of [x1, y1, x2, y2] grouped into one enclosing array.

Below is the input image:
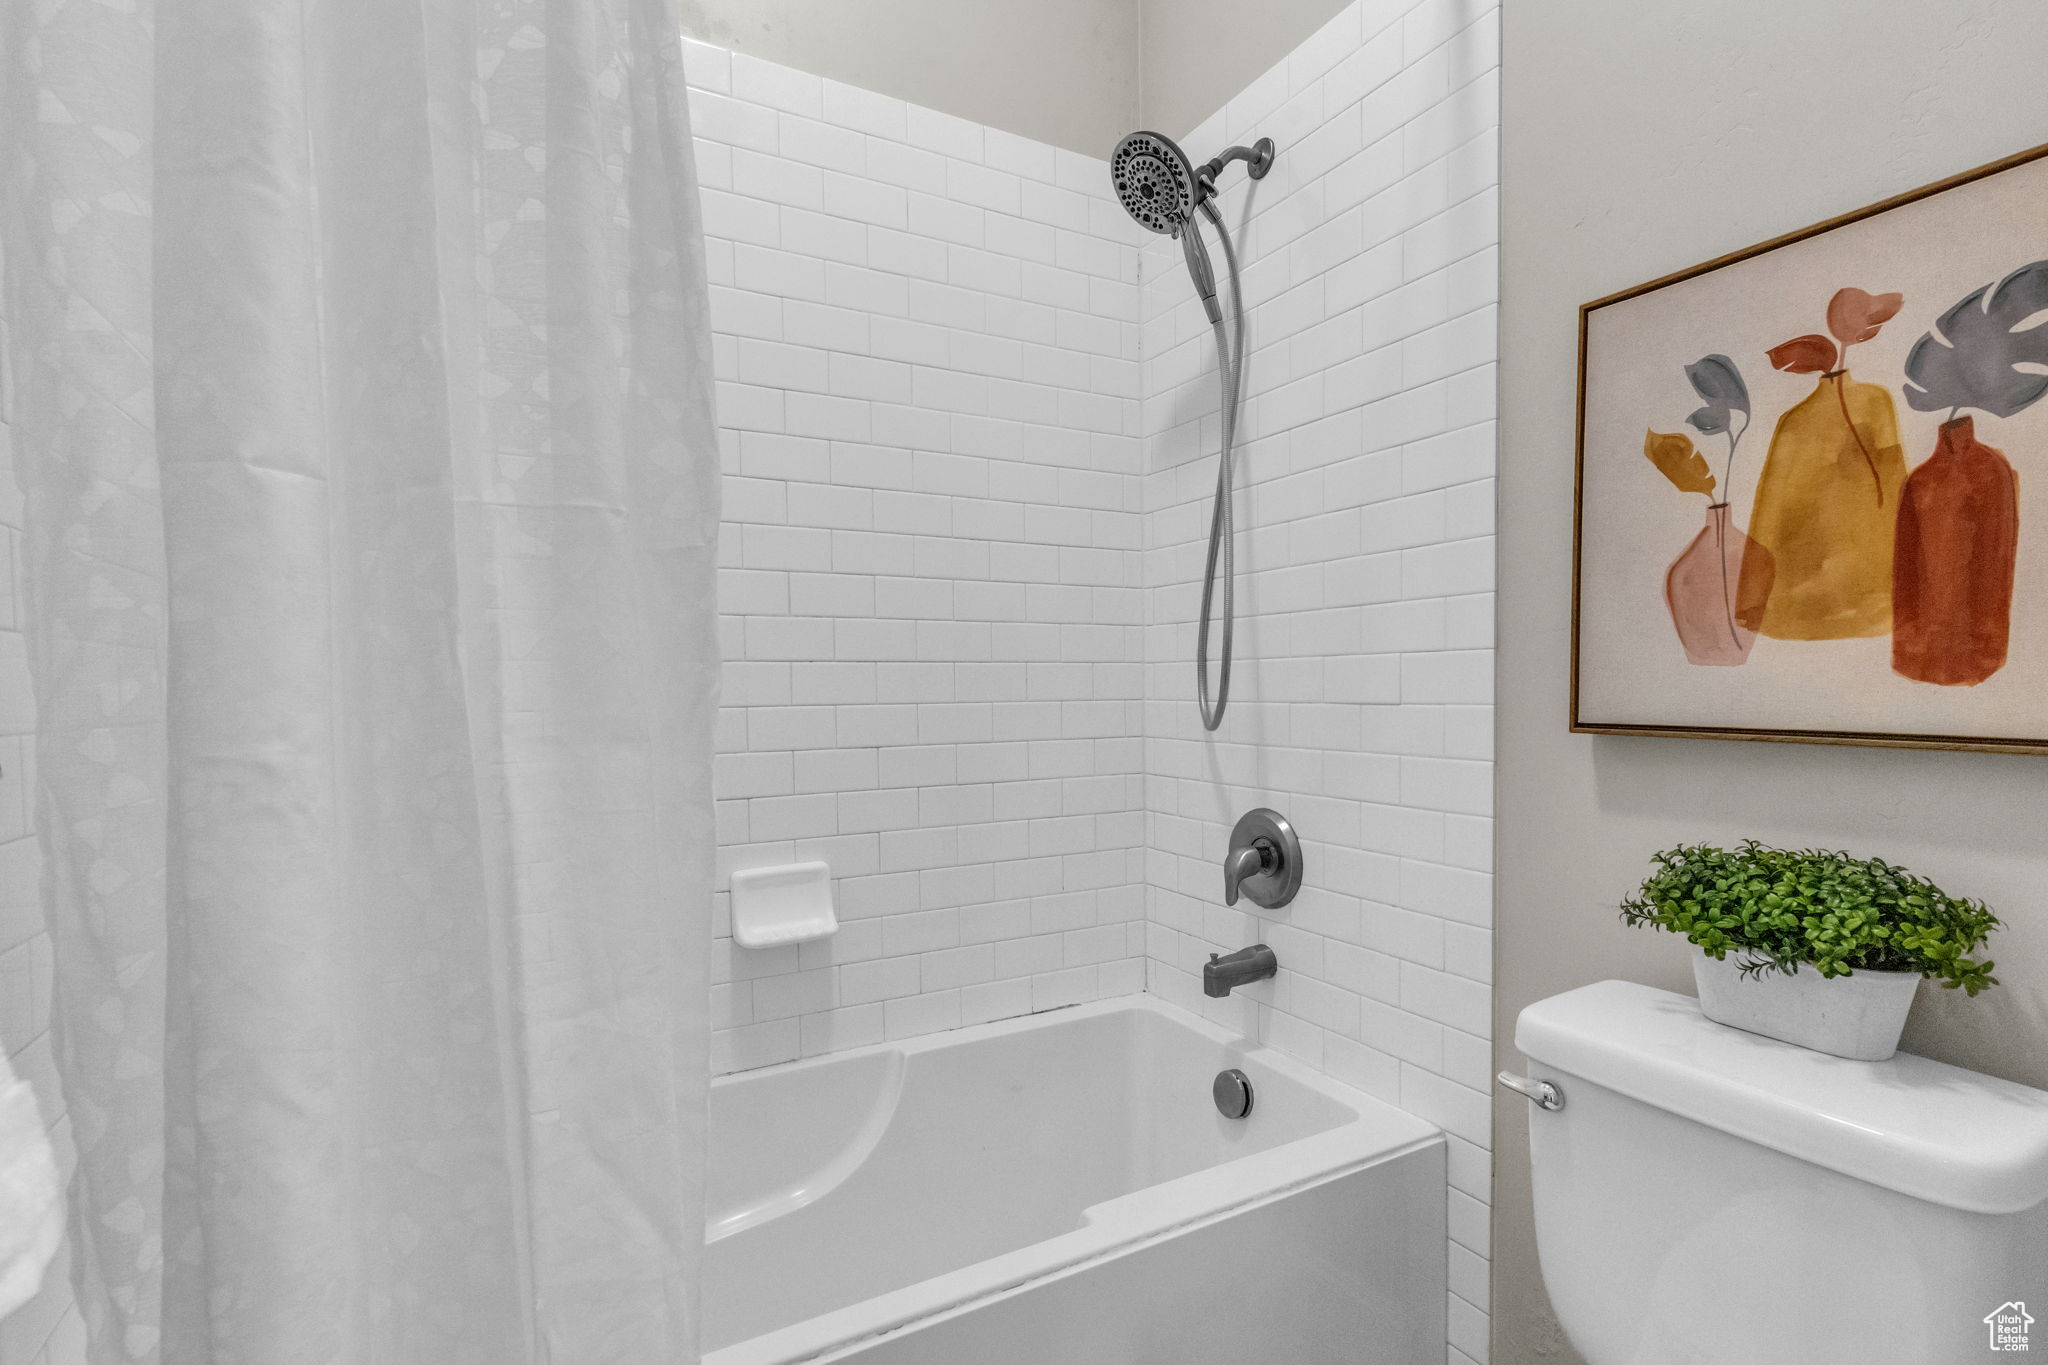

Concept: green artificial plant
[[1619, 840, 2000, 994]]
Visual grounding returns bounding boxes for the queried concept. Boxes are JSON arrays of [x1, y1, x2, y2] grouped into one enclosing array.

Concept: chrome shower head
[[1111, 130, 1277, 327], [1112, 130, 1220, 321], [1110, 131, 1198, 235]]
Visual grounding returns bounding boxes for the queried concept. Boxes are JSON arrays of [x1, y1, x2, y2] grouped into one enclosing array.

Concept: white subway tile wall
[[689, 42, 1155, 1077], [1139, 2, 1498, 1362], [690, 4, 1497, 1356], [0, 294, 86, 1363]]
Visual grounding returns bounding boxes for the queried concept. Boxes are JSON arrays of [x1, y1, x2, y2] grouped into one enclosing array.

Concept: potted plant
[[1620, 840, 1999, 1060]]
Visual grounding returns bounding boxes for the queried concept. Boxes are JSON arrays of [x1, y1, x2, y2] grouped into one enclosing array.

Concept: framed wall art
[[1572, 141, 2048, 754]]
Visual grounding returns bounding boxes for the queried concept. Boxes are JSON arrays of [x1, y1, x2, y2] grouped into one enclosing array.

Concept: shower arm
[[1194, 137, 1276, 201]]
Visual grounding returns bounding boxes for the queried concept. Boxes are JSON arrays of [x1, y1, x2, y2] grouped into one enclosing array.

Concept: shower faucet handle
[[1221, 807, 1302, 910], [1223, 843, 1270, 907]]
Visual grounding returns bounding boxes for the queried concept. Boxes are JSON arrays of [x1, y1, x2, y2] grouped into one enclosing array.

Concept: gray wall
[[1495, 2, 2048, 1361], [678, 0, 1350, 156], [678, 0, 1141, 156], [1139, 0, 1356, 143]]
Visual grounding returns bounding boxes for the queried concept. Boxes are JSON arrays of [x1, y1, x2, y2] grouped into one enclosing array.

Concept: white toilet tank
[[1516, 981, 2048, 1365]]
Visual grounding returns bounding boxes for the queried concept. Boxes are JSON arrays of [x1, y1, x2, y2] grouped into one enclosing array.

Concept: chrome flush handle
[[1497, 1071, 1565, 1112]]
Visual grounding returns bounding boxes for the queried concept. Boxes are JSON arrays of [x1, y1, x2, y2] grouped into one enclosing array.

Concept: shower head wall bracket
[[1196, 137, 1276, 198]]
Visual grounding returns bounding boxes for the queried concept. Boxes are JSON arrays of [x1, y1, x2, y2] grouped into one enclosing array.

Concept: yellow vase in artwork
[[1737, 371, 1907, 639]]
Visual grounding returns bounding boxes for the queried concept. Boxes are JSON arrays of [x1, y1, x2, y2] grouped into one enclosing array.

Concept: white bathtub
[[704, 994, 1446, 1365]]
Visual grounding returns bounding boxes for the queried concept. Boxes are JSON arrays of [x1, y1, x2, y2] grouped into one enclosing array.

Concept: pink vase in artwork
[[1665, 503, 1776, 666]]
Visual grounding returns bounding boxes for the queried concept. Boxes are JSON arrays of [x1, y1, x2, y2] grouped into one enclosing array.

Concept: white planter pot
[[1688, 942, 1921, 1061]]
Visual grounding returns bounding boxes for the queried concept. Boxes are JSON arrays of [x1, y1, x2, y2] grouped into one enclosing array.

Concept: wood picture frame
[[1571, 141, 2048, 755]]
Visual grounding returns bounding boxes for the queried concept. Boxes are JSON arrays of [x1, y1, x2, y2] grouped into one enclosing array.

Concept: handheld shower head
[[1110, 130, 1277, 231], [1108, 128, 1276, 733], [1110, 130, 1198, 235], [1111, 131, 1221, 323]]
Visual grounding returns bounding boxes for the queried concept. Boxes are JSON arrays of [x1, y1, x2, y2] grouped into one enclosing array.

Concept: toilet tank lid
[[1516, 980, 2048, 1215]]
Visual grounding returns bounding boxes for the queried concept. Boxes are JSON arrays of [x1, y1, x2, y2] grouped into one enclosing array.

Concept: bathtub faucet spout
[[1204, 944, 1277, 998]]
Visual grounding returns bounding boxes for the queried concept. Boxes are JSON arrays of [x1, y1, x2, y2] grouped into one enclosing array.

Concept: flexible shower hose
[[1194, 199, 1245, 732]]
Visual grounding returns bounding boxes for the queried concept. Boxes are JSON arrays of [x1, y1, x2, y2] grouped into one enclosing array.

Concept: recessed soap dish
[[730, 861, 838, 949]]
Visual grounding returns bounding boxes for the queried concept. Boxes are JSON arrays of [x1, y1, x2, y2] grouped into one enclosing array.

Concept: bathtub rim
[[704, 990, 1444, 1365]]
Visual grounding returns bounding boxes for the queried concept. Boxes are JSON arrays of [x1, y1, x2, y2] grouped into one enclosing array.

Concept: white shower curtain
[[1, 0, 719, 1361]]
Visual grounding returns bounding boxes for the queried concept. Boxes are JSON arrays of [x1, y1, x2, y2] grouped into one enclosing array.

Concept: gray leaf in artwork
[[1683, 354, 1750, 437], [1686, 405, 1728, 435], [1902, 259, 2048, 419]]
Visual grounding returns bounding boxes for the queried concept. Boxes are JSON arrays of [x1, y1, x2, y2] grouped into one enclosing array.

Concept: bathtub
[[704, 994, 1446, 1365]]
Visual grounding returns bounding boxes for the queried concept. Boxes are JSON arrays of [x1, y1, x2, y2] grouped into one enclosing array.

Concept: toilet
[[1514, 980, 2048, 1364]]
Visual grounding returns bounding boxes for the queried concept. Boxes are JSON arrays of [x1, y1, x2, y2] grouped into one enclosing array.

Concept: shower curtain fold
[[0, 1, 719, 1360]]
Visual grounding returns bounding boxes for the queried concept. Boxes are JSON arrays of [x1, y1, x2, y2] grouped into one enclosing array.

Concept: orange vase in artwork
[[1738, 370, 1907, 639], [1665, 503, 1775, 665], [1892, 416, 2020, 686]]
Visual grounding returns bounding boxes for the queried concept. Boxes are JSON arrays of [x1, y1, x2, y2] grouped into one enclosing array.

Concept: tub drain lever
[[1213, 1068, 1254, 1119]]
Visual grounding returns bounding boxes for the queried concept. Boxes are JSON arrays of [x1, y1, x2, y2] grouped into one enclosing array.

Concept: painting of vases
[[1573, 141, 2048, 753]]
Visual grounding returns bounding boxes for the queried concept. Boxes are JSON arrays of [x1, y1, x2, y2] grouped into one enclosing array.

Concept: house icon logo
[[1985, 1301, 2033, 1352]]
